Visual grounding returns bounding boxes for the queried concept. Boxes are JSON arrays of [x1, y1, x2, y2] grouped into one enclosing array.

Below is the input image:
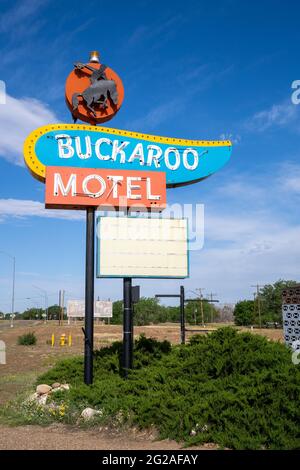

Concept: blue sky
[[1, 0, 300, 312]]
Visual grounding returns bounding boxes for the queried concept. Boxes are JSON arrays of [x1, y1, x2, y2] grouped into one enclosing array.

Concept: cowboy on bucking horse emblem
[[65, 51, 124, 125]]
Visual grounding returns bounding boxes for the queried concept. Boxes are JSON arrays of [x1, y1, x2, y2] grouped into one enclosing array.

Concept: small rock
[[50, 383, 70, 393], [81, 407, 102, 421], [115, 411, 124, 424], [37, 393, 48, 405], [52, 382, 61, 389], [36, 384, 52, 395], [27, 392, 39, 402], [203, 442, 217, 449], [60, 384, 70, 391]]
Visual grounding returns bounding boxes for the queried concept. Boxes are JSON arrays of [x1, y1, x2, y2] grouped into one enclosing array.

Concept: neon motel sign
[[24, 124, 232, 209]]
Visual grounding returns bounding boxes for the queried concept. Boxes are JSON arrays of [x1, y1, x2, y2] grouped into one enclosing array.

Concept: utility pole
[[209, 293, 218, 323], [186, 290, 220, 327], [195, 288, 205, 326], [251, 284, 263, 328], [252, 292, 256, 326], [59, 290, 61, 324], [62, 290, 65, 324], [59, 290, 65, 325]]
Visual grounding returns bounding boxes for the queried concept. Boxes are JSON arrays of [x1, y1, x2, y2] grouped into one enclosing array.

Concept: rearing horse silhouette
[[71, 63, 118, 122]]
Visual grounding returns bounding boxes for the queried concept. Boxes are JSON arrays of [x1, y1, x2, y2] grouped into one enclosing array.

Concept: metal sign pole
[[180, 286, 185, 345], [84, 207, 95, 385], [123, 277, 133, 378]]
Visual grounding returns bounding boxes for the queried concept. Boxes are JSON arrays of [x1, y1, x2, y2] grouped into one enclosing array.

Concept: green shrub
[[31, 329, 300, 449], [17, 332, 37, 346], [234, 300, 255, 325]]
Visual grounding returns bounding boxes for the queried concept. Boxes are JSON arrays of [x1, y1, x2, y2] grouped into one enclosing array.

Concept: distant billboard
[[96, 216, 189, 278], [67, 300, 112, 318]]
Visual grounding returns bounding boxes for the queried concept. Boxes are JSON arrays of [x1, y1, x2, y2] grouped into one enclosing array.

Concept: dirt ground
[[0, 320, 283, 450], [0, 423, 218, 450]]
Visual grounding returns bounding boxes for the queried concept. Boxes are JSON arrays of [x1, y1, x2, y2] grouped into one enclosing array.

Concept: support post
[[84, 207, 95, 385], [180, 285, 185, 344], [61, 289, 65, 325], [11, 256, 15, 328], [59, 290, 61, 326], [123, 277, 133, 377]]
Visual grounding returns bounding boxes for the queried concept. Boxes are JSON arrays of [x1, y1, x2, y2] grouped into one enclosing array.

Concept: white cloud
[[283, 176, 300, 192], [214, 179, 265, 202], [277, 163, 300, 193], [245, 101, 298, 132], [126, 15, 183, 47], [0, 0, 46, 34], [126, 97, 186, 131], [0, 94, 58, 166], [126, 63, 234, 132], [205, 212, 277, 244], [0, 199, 84, 221]]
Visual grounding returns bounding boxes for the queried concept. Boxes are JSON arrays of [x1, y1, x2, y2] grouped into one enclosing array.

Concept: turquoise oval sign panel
[[24, 124, 232, 187]]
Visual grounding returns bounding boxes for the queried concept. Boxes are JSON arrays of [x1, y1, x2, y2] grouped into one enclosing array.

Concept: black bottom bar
[[123, 277, 133, 377], [84, 207, 95, 385], [1, 450, 295, 466]]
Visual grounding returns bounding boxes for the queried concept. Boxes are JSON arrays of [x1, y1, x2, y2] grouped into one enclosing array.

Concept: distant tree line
[[233, 280, 297, 326], [0, 305, 65, 321], [111, 297, 219, 325], [0, 298, 220, 325]]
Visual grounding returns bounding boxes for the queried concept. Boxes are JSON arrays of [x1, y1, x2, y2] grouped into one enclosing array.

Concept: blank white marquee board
[[97, 216, 189, 278]]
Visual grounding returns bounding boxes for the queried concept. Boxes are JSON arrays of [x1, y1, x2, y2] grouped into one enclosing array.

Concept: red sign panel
[[45, 167, 166, 211]]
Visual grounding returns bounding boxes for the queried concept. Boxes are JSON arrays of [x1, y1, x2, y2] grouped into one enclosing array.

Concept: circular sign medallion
[[65, 61, 124, 125]]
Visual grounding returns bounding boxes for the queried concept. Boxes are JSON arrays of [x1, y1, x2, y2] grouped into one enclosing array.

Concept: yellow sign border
[[24, 123, 232, 182]]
